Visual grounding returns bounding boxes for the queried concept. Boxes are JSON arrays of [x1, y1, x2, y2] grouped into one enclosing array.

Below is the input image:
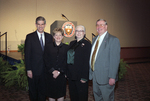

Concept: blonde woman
[[44, 28, 68, 101]]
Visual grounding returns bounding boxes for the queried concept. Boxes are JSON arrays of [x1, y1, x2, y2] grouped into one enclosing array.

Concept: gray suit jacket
[[89, 32, 120, 84]]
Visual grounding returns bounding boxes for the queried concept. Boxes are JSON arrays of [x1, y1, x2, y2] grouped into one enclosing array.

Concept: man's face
[[96, 20, 107, 36], [35, 20, 46, 33]]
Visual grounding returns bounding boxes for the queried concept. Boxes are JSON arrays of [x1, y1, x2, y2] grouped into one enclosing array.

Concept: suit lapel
[[44, 32, 49, 45], [96, 33, 109, 61], [33, 31, 43, 51], [44, 32, 48, 51]]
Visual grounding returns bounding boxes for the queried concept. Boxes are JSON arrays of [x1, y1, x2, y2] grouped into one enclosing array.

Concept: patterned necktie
[[40, 34, 44, 51], [91, 36, 100, 71]]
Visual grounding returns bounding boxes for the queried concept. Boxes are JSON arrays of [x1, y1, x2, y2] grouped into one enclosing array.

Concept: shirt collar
[[37, 30, 44, 37], [53, 42, 63, 47], [98, 31, 107, 39], [76, 38, 84, 43]]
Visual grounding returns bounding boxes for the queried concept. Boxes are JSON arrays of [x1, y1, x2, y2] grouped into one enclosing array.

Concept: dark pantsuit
[[68, 79, 88, 101], [67, 39, 91, 101]]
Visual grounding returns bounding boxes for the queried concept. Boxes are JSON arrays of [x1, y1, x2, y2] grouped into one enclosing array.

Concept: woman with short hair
[[44, 28, 68, 101], [67, 25, 91, 101]]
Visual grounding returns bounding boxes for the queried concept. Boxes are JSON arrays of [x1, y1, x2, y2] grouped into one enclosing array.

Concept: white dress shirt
[[37, 31, 45, 46], [90, 31, 107, 66]]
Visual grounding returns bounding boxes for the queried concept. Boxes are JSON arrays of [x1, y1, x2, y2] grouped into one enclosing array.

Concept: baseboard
[[0, 50, 18, 52]]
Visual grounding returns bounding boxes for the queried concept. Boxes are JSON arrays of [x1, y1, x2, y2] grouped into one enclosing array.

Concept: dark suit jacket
[[67, 39, 91, 81], [89, 32, 120, 84], [44, 42, 68, 74], [24, 31, 53, 76]]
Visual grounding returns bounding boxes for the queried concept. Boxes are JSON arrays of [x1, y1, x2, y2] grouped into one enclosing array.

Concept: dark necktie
[[40, 34, 44, 51], [91, 36, 100, 71]]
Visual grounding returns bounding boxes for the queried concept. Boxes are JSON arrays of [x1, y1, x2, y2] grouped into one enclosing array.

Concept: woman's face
[[53, 32, 63, 43], [75, 26, 85, 40]]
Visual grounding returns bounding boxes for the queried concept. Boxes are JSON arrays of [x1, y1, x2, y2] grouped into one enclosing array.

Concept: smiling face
[[96, 20, 107, 36], [35, 20, 46, 34], [75, 26, 85, 41], [53, 31, 63, 43]]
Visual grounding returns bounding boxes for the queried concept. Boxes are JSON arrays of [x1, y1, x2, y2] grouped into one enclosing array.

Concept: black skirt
[[45, 72, 66, 98]]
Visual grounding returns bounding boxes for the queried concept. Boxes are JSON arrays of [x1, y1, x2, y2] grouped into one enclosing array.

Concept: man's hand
[[27, 70, 33, 78], [109, 78, 115, 86]]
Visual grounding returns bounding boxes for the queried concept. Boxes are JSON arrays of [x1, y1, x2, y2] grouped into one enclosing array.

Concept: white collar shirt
[[90, 31, 107, 66], [37, 31, 45, 46]]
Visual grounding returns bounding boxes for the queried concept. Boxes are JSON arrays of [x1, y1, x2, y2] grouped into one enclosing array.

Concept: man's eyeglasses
[[96, 24, 106, 27], [76, 30, 84, 32]]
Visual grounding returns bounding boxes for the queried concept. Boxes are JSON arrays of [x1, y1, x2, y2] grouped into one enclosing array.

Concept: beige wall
[[0, 0, 150, 50]]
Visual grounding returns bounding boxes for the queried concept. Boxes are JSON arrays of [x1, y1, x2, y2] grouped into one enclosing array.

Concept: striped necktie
[[91, 36, 100, 71]]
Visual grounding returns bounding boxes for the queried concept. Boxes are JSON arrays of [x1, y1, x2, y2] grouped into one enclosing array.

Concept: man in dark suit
[[89, 19, 120, 101], [25, 16, 53, 101]]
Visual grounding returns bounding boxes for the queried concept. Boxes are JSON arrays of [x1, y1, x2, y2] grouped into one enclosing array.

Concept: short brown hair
[[53, 28, 64, 36]]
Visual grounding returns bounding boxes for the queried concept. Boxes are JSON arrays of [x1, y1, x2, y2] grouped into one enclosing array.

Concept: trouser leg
[[77, 81, 88, 101], [28, 75, 46, 101], [99, 84, 115, 101], [68, 79, 88, 101], [93, 77, 103, 101], [68, 79, 78, 101], [92, 74, 115, 101]]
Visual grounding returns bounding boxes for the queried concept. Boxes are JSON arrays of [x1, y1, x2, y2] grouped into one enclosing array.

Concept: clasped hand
[[52, 70, 60, 79]]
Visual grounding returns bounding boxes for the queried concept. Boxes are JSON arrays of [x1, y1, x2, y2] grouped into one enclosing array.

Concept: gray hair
[[96, 19, 107, 25], [36, 16, 46, 24], [75, 25, 86, 33]]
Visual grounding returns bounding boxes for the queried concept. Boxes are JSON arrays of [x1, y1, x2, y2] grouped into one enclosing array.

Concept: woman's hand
[[80, 80, 86, 83], [52, 70, 60, 79]]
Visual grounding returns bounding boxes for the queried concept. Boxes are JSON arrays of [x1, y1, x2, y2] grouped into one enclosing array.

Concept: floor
[[0, 62, 150, 101], [0, 52, 150, 101]]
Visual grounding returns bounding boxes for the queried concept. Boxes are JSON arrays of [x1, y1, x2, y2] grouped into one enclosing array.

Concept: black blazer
[[44, 42, 68, 74], [67, 39, 91, 80], [24, 31, 53, 76]]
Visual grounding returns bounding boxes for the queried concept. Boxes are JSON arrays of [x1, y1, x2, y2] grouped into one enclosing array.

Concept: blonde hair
[[53, 28, 64, 36]]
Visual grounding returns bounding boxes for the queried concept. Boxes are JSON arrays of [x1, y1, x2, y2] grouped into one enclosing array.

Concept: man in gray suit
[[89, 19, 120, 101]]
